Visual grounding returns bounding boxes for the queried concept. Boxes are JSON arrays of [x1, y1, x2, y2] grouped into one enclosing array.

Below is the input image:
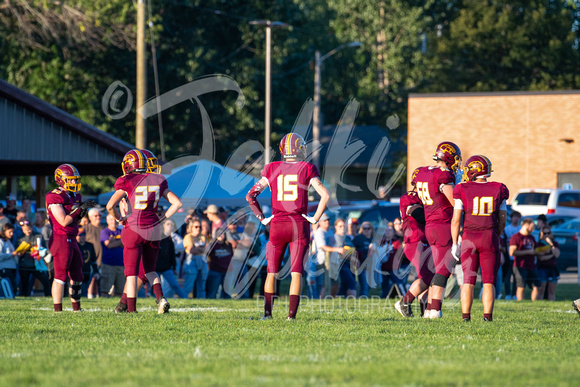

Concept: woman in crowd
[[352, 221, 375, 297], [536, 226, 560, 301], [0, 223, 18, 296], [182, 218, 209, 298]]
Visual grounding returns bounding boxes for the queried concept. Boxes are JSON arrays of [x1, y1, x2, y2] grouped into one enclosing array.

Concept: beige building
[[407, 91, 580, 202]]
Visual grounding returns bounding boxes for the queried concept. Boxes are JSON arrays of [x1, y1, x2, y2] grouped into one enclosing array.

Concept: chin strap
[[246, 181, 266, 220]]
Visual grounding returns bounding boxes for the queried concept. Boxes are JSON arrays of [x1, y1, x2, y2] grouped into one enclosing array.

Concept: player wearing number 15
[[106, 149, 182, 313], [451, 155, 509, 322], [412, 141, 461, 318], [246, 133, 330, 320]]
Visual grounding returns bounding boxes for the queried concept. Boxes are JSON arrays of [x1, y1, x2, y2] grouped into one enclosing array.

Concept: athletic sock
[[120, 293, 127, 305], [152, 283, 163, 301], [426, 302, 431, 311], [72, 302, 81, 311], [484, 313, 493, 321], [54, 303, 62, 312], [288, 295, 300, 319], [463, 313, 471, 320], [431, 299, 442, 311], [264, 292, 274, 317], [127, 297, 137, 313], [402, 291, 416, 304]]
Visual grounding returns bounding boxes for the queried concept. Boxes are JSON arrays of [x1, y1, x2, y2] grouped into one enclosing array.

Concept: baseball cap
[[6, 194, 16, 201], [77, 227, 86, 236], [320, 213, 330, 221], [203, 204, 219, 214]]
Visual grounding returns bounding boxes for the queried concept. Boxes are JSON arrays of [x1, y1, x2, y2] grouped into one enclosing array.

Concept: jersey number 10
[[472, 196, 493, 216], [277, 174, 298, 202]]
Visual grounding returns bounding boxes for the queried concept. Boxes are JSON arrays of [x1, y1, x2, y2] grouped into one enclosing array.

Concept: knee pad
[[431, 273, 448, 288], [69, 282, 82, 301]]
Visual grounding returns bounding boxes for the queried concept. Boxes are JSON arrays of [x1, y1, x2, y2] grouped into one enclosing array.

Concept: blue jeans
[[381, 271, 407, 298], [206, 270, 230, 299], [159, 270, 188, 299], [358, 269, 370, 297], [307, 261, 325, 299], [183, 255, 208, 299]]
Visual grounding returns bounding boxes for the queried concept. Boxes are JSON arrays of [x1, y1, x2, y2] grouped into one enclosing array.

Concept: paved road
[[560, 271, 579, 284]]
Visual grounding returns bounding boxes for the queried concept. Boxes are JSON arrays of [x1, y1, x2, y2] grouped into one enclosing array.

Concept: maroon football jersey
[[510, 232, 536, 270], [114, 173, 169, 229], [453, 181, 509, 232], [399, 191, 427, 244], [46, 188, 82, 237], [412, 166, 455, 224], [262, 161, 320, 222]]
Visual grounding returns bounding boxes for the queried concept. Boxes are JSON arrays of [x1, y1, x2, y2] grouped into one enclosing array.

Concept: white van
[[511, 188, 580, 216]]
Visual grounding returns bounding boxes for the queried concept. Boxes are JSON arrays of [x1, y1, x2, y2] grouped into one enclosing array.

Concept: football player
[[395, 169, 433, 318], [114, 148, 162, 313], [412, 141, 461, 318], [246, 133, 330, 320], [451, 155, 509, 322], [46, 164, 95, 312], [106, 149, 182, 313]]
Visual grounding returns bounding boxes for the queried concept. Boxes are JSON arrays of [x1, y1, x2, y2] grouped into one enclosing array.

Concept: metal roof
[[0, 79, 133, 176]]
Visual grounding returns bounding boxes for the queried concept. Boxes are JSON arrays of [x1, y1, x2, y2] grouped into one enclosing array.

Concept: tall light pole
[[136, 0, 147, 149], [312, 42, 362, 169], [249, 20, 291, 165]]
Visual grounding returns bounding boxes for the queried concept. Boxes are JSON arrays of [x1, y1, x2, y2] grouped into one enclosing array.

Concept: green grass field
[[1, 284, 580, 386]]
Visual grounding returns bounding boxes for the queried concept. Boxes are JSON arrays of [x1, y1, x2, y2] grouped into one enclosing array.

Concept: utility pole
[[136, 0, 147, 149]]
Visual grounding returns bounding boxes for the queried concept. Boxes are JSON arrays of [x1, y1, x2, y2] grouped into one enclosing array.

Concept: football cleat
[[572, 299, 580, 317], [428, 309, 442, 319], [156, 297, 170, 314], [463, 317, 471, 322], [395, 300, 413, 318], [114, 302, 128, 314], [483, 317, 492, 322], [259, 315, 273, 321], [286, 317, 296, 322]]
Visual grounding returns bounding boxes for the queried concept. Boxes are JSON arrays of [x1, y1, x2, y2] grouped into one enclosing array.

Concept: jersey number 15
[[276, 174, 298, 202]]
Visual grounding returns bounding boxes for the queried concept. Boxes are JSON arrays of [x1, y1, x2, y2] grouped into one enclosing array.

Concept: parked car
[[550, 218, 580, 271], [357, 202, 401, 230], [530, 214, 577, 241], [511, 189, 580, 217]]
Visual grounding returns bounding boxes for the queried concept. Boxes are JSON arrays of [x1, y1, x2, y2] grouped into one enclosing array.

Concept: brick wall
[[408, 92, 580, 202]]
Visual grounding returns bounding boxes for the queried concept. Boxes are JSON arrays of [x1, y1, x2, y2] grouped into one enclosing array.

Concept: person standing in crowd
[[206, 230, 233, 299], [392, 217, 404, 242], [244, 221, 265, 299], [76, 227, 99, 298], [395, 175, 432, 318], [352, 221, 376, 297], [157, 219, 188, 299], [536, 226, 560, 301], [16, 219, 51, 297], [204, 204, 224, 238], [379, 226, 405, 298], [0, 203, 9, 229], [246, 133, 330, 320], [106, 149, 182, 313], [310, 213, 344, 299], [0, 223, 18, 297], [165, 218, 185, 279], [100, 214, 125, 297], [509, 218, 541, 301], [46, 164, 95, 312], [412, 141, 462, 319], [12, 210, 28, 242], [503, 210, 521, 300], [4, 194, 18, 224], [182, 218, 208, 299], [451, 155, 509, 322], [85, 208, 104, 298], [22, 197, 35, 223], [334, 218, 357, 298]]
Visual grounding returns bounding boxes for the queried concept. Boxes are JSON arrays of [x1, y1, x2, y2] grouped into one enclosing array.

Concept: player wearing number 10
[[106, 149, 182, 313], [451, 155, 509, 322], [412, 141, 462, 318], [246, 133, 330, 320]]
